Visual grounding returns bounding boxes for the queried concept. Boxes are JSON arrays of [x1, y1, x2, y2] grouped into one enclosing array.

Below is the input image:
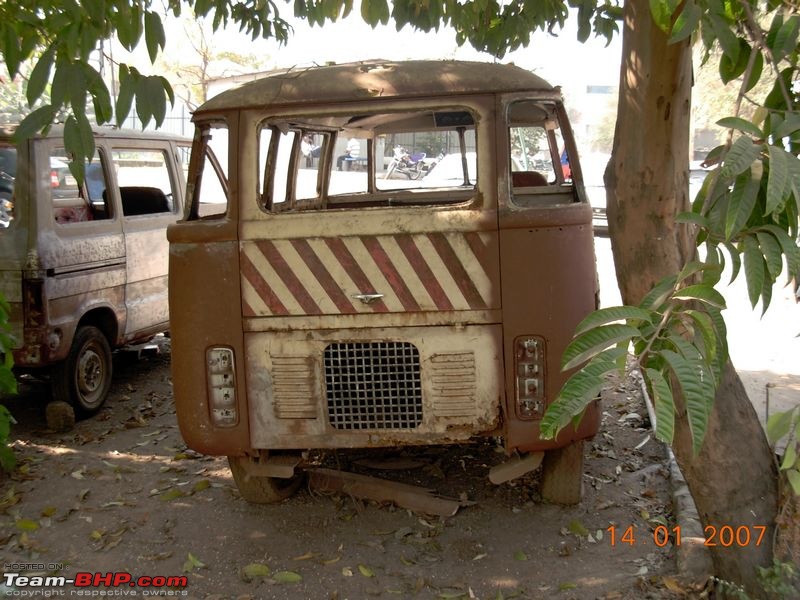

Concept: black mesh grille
[[324, 342, 423, 430]]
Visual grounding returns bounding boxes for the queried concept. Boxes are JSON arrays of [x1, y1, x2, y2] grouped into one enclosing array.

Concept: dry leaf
[[15, 519, 39, 532], [272, 570, 302, 584]]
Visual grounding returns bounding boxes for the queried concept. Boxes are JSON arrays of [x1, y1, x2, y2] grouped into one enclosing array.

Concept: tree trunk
[[604, 0, 779, 594]]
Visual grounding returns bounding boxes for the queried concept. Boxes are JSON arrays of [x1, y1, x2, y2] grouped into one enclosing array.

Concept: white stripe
[[413, 234, 470, 309], [275, 240, 339, 314], [241, 274, 272, 316], [306, 238, 361, 312], [380, 236, 437, 310], [341, 237, 404, 313], [243, 243, 304, 315], [447, 232, 493, 305]]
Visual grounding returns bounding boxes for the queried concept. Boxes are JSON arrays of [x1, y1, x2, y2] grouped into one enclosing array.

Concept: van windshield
[[258, 108, 478, 212]]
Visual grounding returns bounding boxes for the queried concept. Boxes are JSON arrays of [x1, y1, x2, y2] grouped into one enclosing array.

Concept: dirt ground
[[0, 341, 690, 600]]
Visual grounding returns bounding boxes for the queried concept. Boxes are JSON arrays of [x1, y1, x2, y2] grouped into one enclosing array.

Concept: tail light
[[50, 171, 59, 187], [206, 347, 237, 427], [514, 336, 545, 419]]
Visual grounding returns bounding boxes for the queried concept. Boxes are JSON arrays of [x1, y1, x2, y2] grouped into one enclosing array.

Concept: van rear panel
[[169, 60, 601, 467]]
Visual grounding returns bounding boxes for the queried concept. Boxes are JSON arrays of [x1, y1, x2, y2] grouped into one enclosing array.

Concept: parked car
[[0, 125, 190, 415]]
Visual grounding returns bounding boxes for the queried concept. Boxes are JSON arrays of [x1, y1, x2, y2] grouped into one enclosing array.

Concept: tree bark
[[604, 0, 779, 594]]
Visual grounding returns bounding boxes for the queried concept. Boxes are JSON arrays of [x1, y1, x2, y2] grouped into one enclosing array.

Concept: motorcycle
[[384, 147, 443, 180]]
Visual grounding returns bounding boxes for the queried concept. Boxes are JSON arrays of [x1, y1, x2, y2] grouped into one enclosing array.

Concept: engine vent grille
[[324, 341, 423, 430]]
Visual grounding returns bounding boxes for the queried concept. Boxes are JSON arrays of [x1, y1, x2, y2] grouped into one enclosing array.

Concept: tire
[[228, 454, 304, 504], [540, 440, 585, 505], [52, 326, 113, 417]]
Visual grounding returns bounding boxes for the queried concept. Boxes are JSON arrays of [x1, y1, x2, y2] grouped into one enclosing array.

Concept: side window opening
[[508, 100, 575, 206], [51, 149, 112, 225], [188, 122, 229, 220], [111, 149, 176, 217], [260, 127, 335, 211]]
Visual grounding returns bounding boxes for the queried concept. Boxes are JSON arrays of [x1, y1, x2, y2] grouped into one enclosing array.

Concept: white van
[[0, 126, 189, 415]]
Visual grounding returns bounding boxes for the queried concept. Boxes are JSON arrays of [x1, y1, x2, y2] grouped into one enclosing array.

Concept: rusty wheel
[[228, 454, 304, 504], [52, 326, 113, 417]]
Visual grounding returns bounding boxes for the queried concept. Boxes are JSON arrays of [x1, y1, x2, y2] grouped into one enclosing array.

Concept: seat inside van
[[120, 186, 170, 216]]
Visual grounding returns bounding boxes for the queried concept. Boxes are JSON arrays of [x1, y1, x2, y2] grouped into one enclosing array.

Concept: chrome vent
[[324, 341, 423, 430]]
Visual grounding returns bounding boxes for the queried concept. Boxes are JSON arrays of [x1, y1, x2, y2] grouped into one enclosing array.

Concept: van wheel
[[228, 454, 304, 504], [52, 326, 113, 417], [540, 441, 585, 505]]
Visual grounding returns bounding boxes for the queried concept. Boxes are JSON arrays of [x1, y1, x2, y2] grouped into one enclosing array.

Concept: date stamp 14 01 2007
[[607, 525, 768, 548]]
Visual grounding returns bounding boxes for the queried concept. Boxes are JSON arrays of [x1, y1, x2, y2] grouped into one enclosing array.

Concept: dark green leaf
[[672, 284, 726, 309], [115, 65, 136, 127], [650, 0, 678, 33], [640, 274, 678, 310], [720, 136, 761, 180], [86, 65, 113, 125], [645, 368, 675, 443], [675, 211, 710, 228], [725, 168, 760, 240], [573, 306, 654, 336], [562, 324, 640, 371], [144, 11, 166, 63], [669, 0, 701, 43], [0, 446, 16, 472], [742, 235, 766, 309], [766, 407, 798, 443], [541, 354, 618, 439], [774, 112, 800, 139], [146, 77, 167, 127], [743, 51, 763, 94], [772, 15, 800, 62], [716, 117, 763, 139], [723, 241, 742, 283], [760, 225, 800, 280], [659, 349, 714, 454], [63, 114, 94, 185], [683, 309, 718, 363], [710, 13, 741, 65], [14, 105, 57, 142], [27, 45, 56, 106], [766, 145, 791, 215], [756, 231, 783, 280], [2, 24, 22, 78]]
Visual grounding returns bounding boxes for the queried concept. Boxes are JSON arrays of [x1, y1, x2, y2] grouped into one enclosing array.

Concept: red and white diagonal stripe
[[241, 232, 497, 316]]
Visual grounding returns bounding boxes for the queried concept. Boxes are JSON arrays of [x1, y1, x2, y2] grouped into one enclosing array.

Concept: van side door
[[109, 140, 183, 339]]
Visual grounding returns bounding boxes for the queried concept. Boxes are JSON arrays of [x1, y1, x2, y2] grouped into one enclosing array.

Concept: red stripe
[[428, 232, 486, 310], [325, 237, 389, 312], [360, 236, 420, 312], [463, 231, 492, 277], [241, 249, 288, 315], [255, 240, 321, 315], [291, 238, 356, 314], [395, 234, 453, 310]]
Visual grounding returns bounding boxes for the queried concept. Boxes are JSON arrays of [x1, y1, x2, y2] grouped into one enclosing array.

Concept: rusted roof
[[196, 60, 556, 114]]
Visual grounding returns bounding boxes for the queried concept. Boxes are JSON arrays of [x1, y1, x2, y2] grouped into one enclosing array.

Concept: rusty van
[[0, 126, 189, 416], [168, 60, 600, 505]]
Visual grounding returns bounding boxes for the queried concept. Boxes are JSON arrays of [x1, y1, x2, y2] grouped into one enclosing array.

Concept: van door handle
[[352, 293, 384, 305]]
